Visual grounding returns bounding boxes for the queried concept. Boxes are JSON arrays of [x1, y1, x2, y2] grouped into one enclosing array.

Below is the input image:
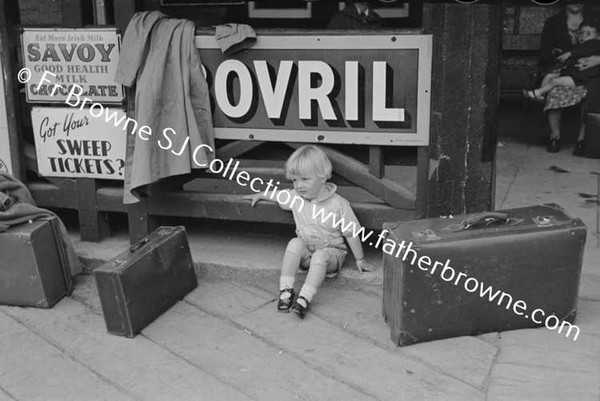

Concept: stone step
[[2, 298, 252, 401]]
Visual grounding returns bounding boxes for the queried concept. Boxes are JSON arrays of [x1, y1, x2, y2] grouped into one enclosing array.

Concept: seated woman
[[524, 20, 600, 101], [535, 2, 590, 154], [544, 52, 600, 155]]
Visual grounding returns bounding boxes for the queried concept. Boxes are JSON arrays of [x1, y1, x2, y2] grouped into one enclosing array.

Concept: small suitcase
[[0, 218, 73, 308], [382, 204, 586, 346], [94, 226, 197, 338]]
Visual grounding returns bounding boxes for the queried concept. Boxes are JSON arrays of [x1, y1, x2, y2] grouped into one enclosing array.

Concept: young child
[[524, 20, 600, 101], [243, 145, 374, 319]]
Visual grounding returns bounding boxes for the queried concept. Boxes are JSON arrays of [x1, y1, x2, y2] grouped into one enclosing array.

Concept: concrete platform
[[2, 130, 600, 400]]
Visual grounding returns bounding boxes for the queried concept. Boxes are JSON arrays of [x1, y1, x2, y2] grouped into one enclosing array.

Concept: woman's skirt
[[544, 85, 588, 111]]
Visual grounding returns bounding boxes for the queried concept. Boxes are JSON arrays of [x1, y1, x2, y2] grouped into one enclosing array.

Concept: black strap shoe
[[291, 296, 309, 319], [277, 288, 295, 312], [547, 138, 560, 153]]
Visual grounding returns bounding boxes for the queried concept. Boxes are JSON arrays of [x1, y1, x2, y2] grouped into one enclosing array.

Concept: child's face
[[579, 26, 599, 43], [291, 174, 326, 200]]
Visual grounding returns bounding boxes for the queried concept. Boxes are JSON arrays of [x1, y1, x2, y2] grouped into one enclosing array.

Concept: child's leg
[[297, 249, 341, 303], [541, 72, 560, 88], [280, 238, 309, 290], [538, 76, 576, 95]]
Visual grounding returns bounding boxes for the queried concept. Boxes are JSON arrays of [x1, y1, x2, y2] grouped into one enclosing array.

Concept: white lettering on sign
[[215, 59, 254, 119], [205, 60, 406, 124], [254, 60, 293, 120], [373, 61, 405, 122], [298, 61, 336, 121], [345, 61, 359, 122]]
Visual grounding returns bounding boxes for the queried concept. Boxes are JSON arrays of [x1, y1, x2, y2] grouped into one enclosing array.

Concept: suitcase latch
[[412, 229, 440, 241], [533, 215, 557, 227]]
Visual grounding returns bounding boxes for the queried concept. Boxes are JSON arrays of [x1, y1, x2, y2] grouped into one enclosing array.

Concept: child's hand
[[557, 52, 571, 63], [355, 258, 375, 273], [243, 193, 261, 207]]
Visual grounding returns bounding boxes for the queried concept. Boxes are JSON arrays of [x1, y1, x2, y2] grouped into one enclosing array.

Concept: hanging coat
[[115, 11, 215, 203]]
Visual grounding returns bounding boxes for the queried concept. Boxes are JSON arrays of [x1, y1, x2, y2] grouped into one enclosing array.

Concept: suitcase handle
[[129, 237, 150, 253], [461, 212, 509, 230]]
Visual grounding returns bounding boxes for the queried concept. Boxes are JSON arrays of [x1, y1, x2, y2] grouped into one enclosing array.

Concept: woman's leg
[[578, 119, 587, 141], [574, 112, 587, 156], [548, 109, 562, 140]]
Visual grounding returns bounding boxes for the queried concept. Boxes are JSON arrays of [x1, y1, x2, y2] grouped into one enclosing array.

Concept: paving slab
[[401, 337, 498, 391], [186, 280, 483, 401], [498, 327, 600, 357], [580, 271, 600, 302], [496, 343, 598, 374], [486, 363, 598, 401], [0, 388, 15, 401], [2, 299, 252, 401], [0, 312, 131, 401], [269, 282, 498, 390], [576, 299, 600, 336], [144, 302, 371, 401]]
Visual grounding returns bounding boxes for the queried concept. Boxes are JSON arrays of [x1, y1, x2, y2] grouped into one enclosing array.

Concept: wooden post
[[76, 178, 110, 242], [61, 0, 91, 27], [415, 146, 429, 219], [0, 0, 23, 180], [368, 146, 384, 178], [422, 2, 502, 217], [114, 0, 137, 35], [128, 200, 158, 244]]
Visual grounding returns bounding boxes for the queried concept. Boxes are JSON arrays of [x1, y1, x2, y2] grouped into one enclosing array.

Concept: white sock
[[280, 275, 295, 291], [299, 284, 317, 303]]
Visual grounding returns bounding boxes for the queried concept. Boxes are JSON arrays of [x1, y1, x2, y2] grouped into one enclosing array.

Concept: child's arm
[[243, 190, 280, 207], [345, 235, 375, 273]]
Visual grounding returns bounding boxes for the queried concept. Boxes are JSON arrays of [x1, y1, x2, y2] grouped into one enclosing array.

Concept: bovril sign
[[196, 35, 432, 146]]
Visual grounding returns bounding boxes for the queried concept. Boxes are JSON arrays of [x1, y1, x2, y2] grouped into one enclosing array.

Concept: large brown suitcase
[[94, 226, 197, 338], [382, 204, 586, 346], [0, 217, 73, 308]]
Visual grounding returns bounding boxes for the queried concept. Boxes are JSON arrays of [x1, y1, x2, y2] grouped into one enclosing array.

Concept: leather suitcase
[[382, 204, 586, 346], [94, 226, 197, 338], [0, 218, 73, 308]]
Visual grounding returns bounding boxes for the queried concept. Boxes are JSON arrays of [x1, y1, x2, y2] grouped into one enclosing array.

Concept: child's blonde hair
[[285, 145, 332, 180]]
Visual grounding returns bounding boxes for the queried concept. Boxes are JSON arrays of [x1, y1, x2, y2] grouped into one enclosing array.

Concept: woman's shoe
[[291, 296, 309, 319], [573, 140, 585, 156], [277, 288, 295, 312], [547, 138, 560, 153]]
